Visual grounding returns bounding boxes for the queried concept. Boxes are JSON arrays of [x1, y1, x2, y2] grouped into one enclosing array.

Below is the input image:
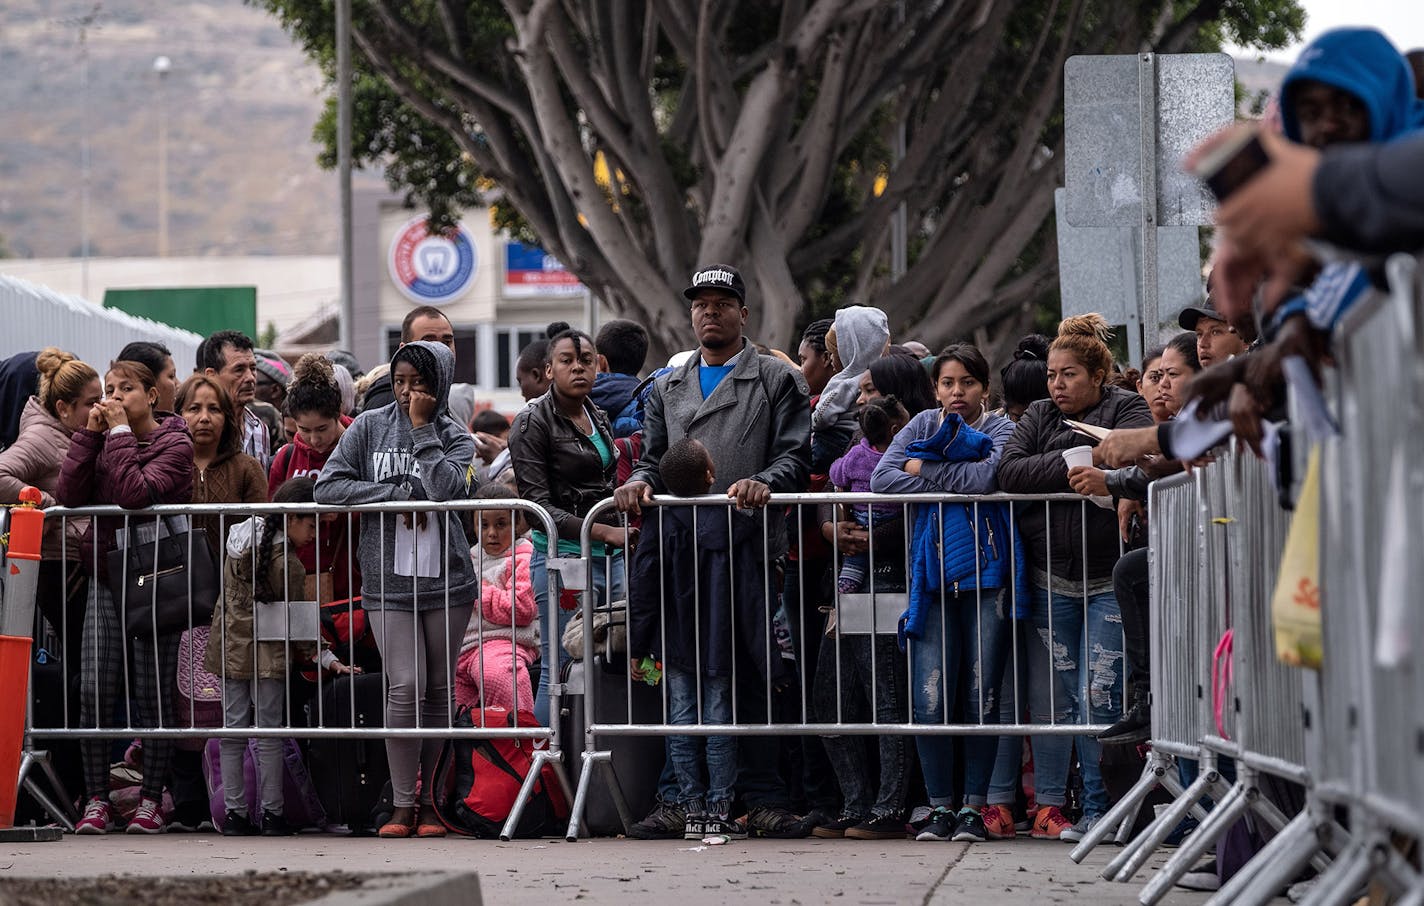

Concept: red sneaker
[[75, 797, 113, 835], [1030, 805, 1071, 840], [983, 804, 1017, 839], [125, 797, 166, 834]]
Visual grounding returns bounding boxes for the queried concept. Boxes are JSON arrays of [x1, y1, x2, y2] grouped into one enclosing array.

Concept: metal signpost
[[1062, 52, 1234, 365]]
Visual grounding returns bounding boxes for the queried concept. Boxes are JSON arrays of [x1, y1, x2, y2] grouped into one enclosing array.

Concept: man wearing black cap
[[615, 263, 812, 839], [1178, 298, 1247, 369]]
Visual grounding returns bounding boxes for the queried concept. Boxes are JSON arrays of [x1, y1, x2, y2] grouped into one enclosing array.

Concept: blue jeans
[[667, 666, 736, 812], [531, 547, 626, 726], [989, 627, 1030, 807], [1027, 584, 1123, 817], [910, 588, 1011, 808]]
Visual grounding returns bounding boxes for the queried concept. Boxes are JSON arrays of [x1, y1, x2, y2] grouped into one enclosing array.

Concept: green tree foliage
[[258, 0, 1301, 360]]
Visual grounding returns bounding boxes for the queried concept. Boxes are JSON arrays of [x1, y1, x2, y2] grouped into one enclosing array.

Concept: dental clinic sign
[[388, 215, 479, 304]]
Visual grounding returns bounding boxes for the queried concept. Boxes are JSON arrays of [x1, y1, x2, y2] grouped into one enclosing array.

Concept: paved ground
[[0, 834, 1223, 905]]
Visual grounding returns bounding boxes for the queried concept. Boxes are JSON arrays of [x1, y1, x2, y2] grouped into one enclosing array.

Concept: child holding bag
[[209, 476, 356, 835]]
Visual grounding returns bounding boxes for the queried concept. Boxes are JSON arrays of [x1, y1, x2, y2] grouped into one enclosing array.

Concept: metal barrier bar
[[565, 489, 1132, 840], [31, 497, 567, 838]]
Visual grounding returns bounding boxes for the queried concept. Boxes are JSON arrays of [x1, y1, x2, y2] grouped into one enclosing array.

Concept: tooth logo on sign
[[388, 215, 478, 304]]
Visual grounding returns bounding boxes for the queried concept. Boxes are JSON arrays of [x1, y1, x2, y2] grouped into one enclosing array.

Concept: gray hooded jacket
[[315, 341, 478, 611]]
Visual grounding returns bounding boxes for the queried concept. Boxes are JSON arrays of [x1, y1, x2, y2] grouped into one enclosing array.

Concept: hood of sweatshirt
[[0, 352, 40, 448], [590, 372, 641, 417], [813, 306, 890, 430], [1281, 27, 1421, 144], [389, 340, 456, 420]]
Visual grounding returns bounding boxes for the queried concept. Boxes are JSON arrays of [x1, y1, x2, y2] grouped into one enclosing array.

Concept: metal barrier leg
[[1104, 768, 1217, 881], [598, 753, 634, 834], [15, 748, 76, 831], [500, 748, 557, 842], [1136, 782, 1249, 899], [1206, 810, 1318, 906], [1293, 838, 1374, 906], [1113, 789, 1147, 846], [1155, 763, 1212, 824], [565, 750, 598, 842], [1072, 752, 1167, 862]]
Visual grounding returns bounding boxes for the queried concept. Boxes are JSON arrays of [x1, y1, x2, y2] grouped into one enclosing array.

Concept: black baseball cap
[[682, 264, 746, 304], [1178, 298, 1228, 331]]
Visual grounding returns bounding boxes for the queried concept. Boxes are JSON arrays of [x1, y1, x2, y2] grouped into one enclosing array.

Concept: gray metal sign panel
[[1063, 53, 1234, 228], [1056, 188, 1203, 327]]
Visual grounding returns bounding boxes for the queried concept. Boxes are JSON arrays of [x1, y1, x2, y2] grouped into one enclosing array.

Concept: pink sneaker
[[125, 797, 166, 834], [75, 797, 113, 835]]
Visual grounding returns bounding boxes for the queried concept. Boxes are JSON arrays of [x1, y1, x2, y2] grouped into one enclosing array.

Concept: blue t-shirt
[[698, 353, 739, 399]]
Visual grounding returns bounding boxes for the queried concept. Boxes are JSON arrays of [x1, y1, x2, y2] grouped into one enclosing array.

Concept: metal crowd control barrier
[[1069, 469, 1213, 865], [563, 490, 1130, 841], [1297, 253, 1424, 902], [35, 497, 569, 840], [1074, 451, 1339, 903]]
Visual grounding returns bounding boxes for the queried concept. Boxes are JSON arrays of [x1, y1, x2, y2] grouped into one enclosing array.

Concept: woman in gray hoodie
[[315, 340, 477, 838]]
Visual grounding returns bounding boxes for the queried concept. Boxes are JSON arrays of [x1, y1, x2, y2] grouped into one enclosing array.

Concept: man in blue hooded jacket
[[1182, 27, 1424, 458]]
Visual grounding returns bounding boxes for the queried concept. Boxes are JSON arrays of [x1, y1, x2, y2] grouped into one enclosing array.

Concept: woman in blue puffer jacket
[[870, 344, 1024, 844]]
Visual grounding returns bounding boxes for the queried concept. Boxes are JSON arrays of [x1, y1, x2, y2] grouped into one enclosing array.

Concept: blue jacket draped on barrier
[[898, 413, 1028, 648]]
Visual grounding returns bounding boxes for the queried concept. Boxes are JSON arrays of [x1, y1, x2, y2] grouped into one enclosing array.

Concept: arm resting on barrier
[[95, 425, 194, 509], [995, 403, 1071, 493]]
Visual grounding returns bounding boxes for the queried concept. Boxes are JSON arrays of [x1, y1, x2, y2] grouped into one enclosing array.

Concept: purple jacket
[[55, 415, 195, 578]]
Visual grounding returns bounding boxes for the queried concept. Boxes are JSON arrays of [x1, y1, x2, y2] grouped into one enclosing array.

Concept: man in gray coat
[[615, 265, 810, 536], [615, 263, 812, 839]]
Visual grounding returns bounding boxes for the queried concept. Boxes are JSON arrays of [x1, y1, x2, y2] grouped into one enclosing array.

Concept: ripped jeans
[[1026, 584, 1123, 817]]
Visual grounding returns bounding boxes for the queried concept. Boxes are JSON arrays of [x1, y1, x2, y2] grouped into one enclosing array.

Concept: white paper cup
[[1062, 445, 1094, 471]]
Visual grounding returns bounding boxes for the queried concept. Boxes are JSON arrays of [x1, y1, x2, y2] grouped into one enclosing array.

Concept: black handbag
[[106, 513, 220, 639]]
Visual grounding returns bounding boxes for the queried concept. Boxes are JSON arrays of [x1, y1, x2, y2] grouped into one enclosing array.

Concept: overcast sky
[[1228, 0, 1424, 59]]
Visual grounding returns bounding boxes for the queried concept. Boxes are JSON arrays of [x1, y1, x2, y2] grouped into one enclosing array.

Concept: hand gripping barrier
[[39, 497, 572, 841], [562, 490, 1129, 841]]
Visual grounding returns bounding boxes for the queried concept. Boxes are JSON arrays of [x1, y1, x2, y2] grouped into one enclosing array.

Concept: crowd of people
[[0, 27, 1417, 883]]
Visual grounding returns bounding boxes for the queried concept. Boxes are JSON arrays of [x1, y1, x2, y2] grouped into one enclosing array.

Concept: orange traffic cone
[[0, 487, 44, 831]]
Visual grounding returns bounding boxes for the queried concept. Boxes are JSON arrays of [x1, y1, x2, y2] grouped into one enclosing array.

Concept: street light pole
[[153, 55, 171, 258], [336, 0, 355, 353]]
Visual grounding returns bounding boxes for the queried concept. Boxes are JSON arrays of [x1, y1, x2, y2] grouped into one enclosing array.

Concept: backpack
[[176, 627, 224, 735], [430, 706, 569, 838], [202, 737, 329, 831]]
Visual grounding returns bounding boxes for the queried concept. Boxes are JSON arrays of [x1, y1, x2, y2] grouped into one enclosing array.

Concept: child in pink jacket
[[456, 484, 538, 715]]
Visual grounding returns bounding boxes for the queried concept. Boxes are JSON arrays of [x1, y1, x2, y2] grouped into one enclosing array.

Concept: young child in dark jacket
[[629, 437, 787, 841], [829, 397, 909, 593]]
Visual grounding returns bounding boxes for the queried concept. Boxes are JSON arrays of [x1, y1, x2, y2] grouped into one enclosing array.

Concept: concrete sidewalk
[[0, 834, 1224, 904]]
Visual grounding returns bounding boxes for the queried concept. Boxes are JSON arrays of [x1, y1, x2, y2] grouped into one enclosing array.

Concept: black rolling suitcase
[[559, 655, 666, 836], [304, 672, 389, 833]]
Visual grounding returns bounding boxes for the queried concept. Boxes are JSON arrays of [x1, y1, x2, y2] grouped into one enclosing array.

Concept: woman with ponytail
[[0, 348, 100, 662], [995, 314, 1153, 842]]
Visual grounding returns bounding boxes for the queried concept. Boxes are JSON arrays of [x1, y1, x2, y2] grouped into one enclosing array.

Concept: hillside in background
[[0, 1, 1290, 265], [0, 0, 380, 260]]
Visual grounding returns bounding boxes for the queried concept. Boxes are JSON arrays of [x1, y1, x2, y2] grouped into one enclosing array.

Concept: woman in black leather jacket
[[995, 314, 1153, 842], [508, 326, 628, 725]]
